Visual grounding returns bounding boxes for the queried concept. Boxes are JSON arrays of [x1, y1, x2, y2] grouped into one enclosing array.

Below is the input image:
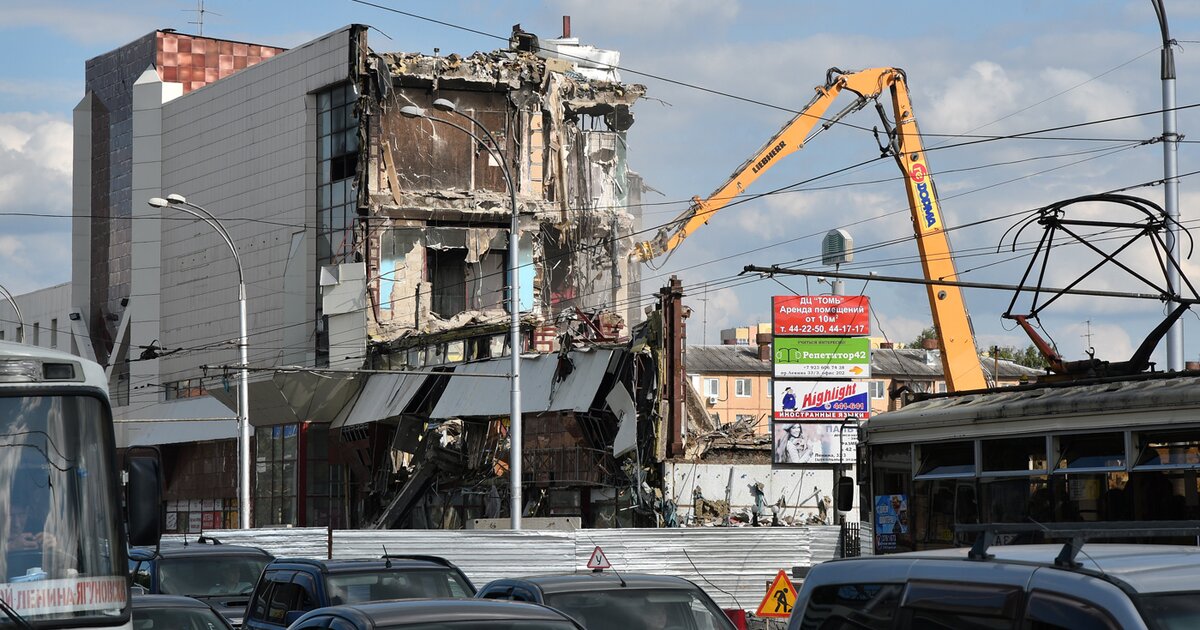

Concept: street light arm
[[0, 283, 24, 343], [169, 201, 246, 290]]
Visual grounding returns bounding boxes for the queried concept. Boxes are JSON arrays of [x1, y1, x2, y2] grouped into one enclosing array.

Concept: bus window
[[871, 444, 913, 553], [913, 479, 976, 549], [982, 437, 1048, 474], [1055, 434, 1125, 471], [915, 441, 974, 478]]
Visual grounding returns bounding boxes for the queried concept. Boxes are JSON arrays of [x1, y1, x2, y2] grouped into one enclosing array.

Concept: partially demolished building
[[75, 23, 662, 529]]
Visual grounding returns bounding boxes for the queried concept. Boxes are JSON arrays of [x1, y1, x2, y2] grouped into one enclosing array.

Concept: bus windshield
[[0, 393, 127, 624]]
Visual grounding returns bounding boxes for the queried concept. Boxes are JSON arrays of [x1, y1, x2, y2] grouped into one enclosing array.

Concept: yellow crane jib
[[632, 67, 987, 391]]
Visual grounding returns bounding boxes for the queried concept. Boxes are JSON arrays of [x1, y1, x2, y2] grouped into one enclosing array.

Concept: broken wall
[[357, 39, 646, 357]]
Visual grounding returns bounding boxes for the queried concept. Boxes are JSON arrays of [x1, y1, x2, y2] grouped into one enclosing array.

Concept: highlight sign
[[774, 380, 870, 420], [773, 295, 870, 336]]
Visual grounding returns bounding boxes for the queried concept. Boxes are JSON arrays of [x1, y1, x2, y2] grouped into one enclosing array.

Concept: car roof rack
[[956, 521, 1200, 568]]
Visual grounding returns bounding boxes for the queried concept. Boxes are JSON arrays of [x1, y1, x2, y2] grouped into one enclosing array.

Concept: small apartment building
[[687, 344, 774, 433]]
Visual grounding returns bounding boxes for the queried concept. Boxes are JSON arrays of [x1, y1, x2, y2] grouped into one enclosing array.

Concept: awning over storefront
[[114, 396, 239, 447], [116, 418, 238, 448], [209, 370, 364, 426], [332, 372, 429, 429], [429, 349, 615, 419]]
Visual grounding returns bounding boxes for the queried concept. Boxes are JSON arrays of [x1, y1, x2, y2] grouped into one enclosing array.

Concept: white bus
[[857, 372, 1200, 555], [0, 341, 158, 628]]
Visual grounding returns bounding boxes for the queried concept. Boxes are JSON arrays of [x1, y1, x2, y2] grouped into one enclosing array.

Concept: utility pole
[[1152, 0, 1183, 371]]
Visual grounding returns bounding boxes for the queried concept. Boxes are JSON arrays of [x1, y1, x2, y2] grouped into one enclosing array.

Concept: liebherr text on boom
[[633, 67, 987, 391]]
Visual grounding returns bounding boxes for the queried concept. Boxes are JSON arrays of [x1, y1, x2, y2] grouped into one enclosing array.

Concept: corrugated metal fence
[[175, 526, 847, 609]]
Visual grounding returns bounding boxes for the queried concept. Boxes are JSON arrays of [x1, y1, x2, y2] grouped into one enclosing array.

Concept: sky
[[3, 1, 1200, 367]]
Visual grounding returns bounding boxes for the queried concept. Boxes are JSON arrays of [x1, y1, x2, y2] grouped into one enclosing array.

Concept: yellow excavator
[[632, 67, 988, 391]]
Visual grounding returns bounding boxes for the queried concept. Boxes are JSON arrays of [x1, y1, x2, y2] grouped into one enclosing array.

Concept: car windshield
[[158, 556, 270, 596], [0, 393, 127, 623], [326, 569, 473, 603], [544, 587, 732, 630], [133, 606, 230, 630], [1136, 592, 1200, 630]]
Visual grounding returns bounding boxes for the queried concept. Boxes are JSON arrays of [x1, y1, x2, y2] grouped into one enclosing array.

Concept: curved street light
[[0, 283, 24, 343], [148, 194, 252, 529], [400, 103, 524, 529]]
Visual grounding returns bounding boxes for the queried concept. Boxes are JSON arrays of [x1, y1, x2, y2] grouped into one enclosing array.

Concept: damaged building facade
[[71, 23, 661, 530]]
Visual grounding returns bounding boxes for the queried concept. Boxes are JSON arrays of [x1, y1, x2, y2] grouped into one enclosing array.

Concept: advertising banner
[[773, 337, 871, 378], [773, 295, 870, 336], [774, 380, 870, 420], [874, 494, 909, 552], [771, 421, 858, 465]]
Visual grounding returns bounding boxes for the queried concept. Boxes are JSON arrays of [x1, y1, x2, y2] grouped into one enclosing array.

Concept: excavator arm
[[632, 67, 987, 391]]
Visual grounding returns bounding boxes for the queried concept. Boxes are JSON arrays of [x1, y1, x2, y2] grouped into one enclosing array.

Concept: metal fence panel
[[186, 525, 849, 610]]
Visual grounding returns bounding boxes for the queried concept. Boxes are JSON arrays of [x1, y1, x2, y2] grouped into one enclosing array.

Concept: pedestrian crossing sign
[[755, 569, 797, 619]]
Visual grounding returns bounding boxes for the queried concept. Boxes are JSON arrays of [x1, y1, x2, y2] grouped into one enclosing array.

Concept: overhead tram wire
[[115, 164, 1200, 361]]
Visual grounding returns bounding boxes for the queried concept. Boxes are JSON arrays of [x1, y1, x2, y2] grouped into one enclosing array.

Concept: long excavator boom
[[633, 67, 988, 391]]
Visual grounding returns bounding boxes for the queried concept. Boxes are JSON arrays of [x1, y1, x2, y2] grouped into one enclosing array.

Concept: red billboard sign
[[773, 295, 870, 336]]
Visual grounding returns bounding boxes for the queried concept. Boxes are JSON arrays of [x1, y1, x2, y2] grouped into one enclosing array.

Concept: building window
[[766, 378, 772, 398], [704, 378, 719, 397], [735, 378, 752, 397], [316, 83, 359, 268], [50, 319, 57, 348], [428, 248, 468, 318], [869, 380, 886, 399], [255, 424, 299, 527], [32, 323, 39, 346], [0, 330, 5, 341], [937, 381, 948, 393], [165, 379, 206, 401]]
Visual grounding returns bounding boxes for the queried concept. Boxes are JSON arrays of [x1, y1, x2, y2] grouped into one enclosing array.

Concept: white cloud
[[0, 113, 72, 212], [552, 0, 740, 37], [0, 4, 160, 45], [683, 286, 741, 344]]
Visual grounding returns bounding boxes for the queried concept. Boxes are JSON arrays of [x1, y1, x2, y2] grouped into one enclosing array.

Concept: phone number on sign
[[777, 324, 868, 334]]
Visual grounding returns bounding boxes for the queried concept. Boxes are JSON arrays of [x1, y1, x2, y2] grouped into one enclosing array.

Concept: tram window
[[1055, 434, 1125, 471], [1134, 431, 1200, 469], [916, 441, 974, 478], [982, 437, 1048, 474]]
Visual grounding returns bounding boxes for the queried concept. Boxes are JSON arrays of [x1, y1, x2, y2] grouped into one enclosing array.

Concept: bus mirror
[[835, 476, 855, 513], [127, 455, 163, 547]]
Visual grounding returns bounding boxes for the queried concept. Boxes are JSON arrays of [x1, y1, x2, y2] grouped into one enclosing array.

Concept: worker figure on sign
[[774, 586, 792, 613], [781, 387, 796, 411]]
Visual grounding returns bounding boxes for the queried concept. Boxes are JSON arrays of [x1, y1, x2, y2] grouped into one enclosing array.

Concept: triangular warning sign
[[755, 569, 797, 619], [586, 545, 611, 570]]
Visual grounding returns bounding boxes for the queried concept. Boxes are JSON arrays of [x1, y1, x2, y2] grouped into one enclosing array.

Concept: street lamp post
[[400, 102, 524, 529], [148, 194, 252, 529]]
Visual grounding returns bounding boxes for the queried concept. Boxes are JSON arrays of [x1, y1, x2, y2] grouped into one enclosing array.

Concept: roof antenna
[[382, 545, 392, 568]]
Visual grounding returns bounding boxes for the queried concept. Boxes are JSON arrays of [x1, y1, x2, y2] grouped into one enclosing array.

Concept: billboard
[[773, 295, 870, 336], [772, 421, 859, 465], [773, 337, 871, 378], [774, 380, 870, 420]]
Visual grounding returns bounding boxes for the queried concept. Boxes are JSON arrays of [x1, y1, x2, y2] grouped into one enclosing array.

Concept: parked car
[[243, 555, 475, 629], [286, 598, 583, 630], [787, 542, 1200, 629], [132, 594, 234, 630], [475, 572, 737, 630], [129, 537, 274, 628]]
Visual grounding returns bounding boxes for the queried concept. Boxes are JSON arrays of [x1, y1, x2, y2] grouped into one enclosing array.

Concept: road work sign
[[755, 570, 797, 619]]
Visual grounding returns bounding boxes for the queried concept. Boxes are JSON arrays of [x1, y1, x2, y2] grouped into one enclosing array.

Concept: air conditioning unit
[[706, 395, 719, 406]]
